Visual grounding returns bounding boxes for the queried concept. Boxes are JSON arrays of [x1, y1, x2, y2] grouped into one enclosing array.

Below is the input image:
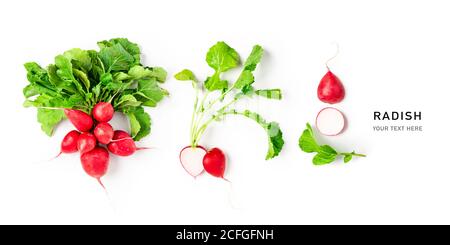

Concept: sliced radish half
[[179, 146, 207, 177], [316, 107, 346, 136]]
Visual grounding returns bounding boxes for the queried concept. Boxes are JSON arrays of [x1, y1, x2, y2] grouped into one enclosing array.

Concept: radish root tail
[[325, 42, 340, 70], [49, 152, 62, 161], [97, 178, 107, 193]]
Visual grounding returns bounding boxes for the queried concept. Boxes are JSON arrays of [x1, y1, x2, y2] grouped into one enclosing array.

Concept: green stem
[[192, 99, 239, 146], [190, 90, 210, 145], [203, 84, 235, 112], [340, 152, 366, 157], [190, 80, 200, 146]]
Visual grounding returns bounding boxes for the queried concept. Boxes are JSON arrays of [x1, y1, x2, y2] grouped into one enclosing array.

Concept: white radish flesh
[[179, 146, 207, 177], [316, 107, 345, 136]]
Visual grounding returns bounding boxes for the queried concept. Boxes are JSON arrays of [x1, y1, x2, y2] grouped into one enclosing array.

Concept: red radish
[[92, 102, 114, 122], [80, 146, 109, 188], [55, 130, 80, 158], [77, 132, 97, 154], [203, 147, 226, 178], [317, 69, 345, 104], [107, 130, 138, 156], [179, 146, 207, 177], [94, 122, 114, 144], [64, 109, 94, 132], [316, 107, 346, 136]]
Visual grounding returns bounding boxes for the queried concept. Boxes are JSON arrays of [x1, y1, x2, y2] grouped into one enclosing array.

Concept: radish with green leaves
[[22, 38, 168, 188], [23, 38, 168, 140], [175, 41, 284, 178]]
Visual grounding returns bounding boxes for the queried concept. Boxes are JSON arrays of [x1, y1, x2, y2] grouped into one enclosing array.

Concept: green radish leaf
[[204, 75, 228, 91], [24, 63, 59, 97], [319, 145, 338, 156], [299, 123, 365, 165], [255, 89, 282, 100], [98, 38, 141, 64], [145, 67, 167, 83], [229, 110, 284, 160], [126, 107, 151, 141], [206, 41, 240, 73], [265, 121, 284, 160], [73, 69, 90, 90], [243, 45, 264, 71], [128, 113, 141, 138], [117, 94, 141, 108], [234, 70, 254, 89], [204, 42, 240, 91], [298, 123, 320, 153], [344, 154, 353, 163], [136, 78, 167, 107], [63, 48, 92, 73], [312, 152, 337, 165], [234, 45, 263, 91], [55, 55, 85, 94], [99, 43, 134, 72], [175, 69, 196, 81], [37, 108, 65, 136], [129, 66, 167, 82]]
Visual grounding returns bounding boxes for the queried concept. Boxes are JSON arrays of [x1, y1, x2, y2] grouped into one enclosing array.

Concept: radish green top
[[22, 38, 168, 140], [299, 123, 366, 164], [175, 41, 284, 160]]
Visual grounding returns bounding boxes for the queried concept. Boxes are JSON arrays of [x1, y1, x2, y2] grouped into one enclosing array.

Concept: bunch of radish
[[58, 102, 144, 188], [180, 146, 227, 180]]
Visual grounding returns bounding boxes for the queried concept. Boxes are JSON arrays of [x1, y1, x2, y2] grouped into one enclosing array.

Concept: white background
[[0, 0, 449, 225]]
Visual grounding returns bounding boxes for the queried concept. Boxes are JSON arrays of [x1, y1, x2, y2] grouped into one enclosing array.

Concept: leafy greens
[[23, 38, 168, 140], [175, 41, 284, 160], [299, 123, 366, 165]]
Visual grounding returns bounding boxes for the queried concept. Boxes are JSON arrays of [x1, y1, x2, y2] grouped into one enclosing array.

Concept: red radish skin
[[77, 133, 97, 154], [80, 146, 109, 188], [317, 69, 345, 104], [107, 130, 138, 156], [94, 122, 114, 144], [92, 102, 114, 123], [203, 147, 226, 178], [54, 130, 80, 158], [61, 130, 80, 154], [315, 107, 346, 136], [179, 146, 207, 177], [64, 109, 94, 132]]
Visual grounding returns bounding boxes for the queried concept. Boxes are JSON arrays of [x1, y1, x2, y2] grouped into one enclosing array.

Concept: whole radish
[[94, 122, 114, 144], [80, 146, 109, 188], [317, 69, 345, 104], [77, 132, 97, 154], [203, 147, 226, 178], [64, 109, 94, 132], [57, 130, 80, 157], [92, 102, 114, 122], [107, 130, 138, 156], [179, 145, 207, 177]]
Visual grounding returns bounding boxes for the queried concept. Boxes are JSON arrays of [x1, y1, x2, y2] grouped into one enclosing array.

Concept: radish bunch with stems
[[176, 41, 284, 179], [22, 38, 166, 188]]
